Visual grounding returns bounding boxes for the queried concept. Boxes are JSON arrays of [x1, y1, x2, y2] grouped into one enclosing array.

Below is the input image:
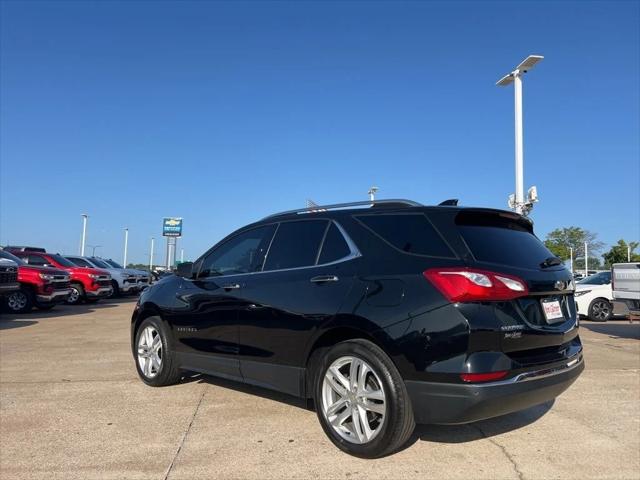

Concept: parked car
[[65, 255, 138, 297], [6, 248, 112, 305], [611, 263, 640, 320], [0, 252, 20, 297], [0, 248, 70, 313], [574, 271, 613, 321], [101, 258, 151, 291], [130, 199, 583, 458]]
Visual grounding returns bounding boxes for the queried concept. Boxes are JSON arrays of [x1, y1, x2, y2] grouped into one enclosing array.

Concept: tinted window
[[456, 213, 556, 269], [104, 259, 123, 268], [27, 254, 48, 266], [263, 220, 328, 271], [356, 214, 454, 257], [198, 224, 276, 278], [68, 257, 94, 268], [49, 254, 77, 267], [578, 272, 611, 285], [89, 258, 111, 268], [318, 223, 351, 264]]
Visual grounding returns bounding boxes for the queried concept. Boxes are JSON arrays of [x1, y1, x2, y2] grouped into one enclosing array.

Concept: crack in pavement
[[471, 424, 525, 480], [163, 386, 206, 480]]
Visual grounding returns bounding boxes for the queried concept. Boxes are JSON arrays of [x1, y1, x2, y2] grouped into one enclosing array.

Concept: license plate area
[[541, 298, 565, 324]]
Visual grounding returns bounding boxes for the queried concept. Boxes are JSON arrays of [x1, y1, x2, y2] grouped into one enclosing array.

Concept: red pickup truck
[[0, 248, 71, 313], [7, 248, 113, 305]]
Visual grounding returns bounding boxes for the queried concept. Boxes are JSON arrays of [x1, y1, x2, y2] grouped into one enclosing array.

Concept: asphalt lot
[[1, 299, 639, 480]]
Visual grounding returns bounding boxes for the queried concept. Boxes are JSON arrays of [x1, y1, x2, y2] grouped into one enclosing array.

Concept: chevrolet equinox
[[131, 199, 583, 458]]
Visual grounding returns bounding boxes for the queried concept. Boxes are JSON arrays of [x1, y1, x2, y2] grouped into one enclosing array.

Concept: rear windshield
[[456, 212, 557, 270], [356, 213, 454, 258]]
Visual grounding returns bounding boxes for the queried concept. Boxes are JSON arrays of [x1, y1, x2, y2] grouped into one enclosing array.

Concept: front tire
[[134, 316, 181, 387], [109, 280, 120, 298], [66, 283, 85, 305], [588, 298, 612, 322], [314, 339, 415, 458], [5, 287, 34, 313]]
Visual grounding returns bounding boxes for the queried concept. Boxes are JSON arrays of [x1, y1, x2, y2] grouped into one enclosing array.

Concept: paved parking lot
[[1, 299, 639, 480]]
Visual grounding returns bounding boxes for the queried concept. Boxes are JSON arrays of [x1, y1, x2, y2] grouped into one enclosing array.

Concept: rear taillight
[[460, 371, 508, 383], [423, 268, 529, 302]]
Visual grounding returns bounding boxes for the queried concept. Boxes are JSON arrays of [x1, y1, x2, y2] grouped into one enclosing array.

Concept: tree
[[603, 239, 640, 266], [126, 263, 150, 271], [544, 227, 605, 261]]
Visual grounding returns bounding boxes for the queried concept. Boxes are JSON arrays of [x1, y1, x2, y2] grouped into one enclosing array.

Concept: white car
[[574, 271, 613, 321]]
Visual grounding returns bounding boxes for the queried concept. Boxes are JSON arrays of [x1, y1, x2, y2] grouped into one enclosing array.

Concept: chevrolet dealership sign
[[162, 217, 183, 237]]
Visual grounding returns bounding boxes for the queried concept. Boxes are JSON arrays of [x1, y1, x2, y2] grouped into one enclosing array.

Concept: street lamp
[[87, 245, 102, 256], [123, 228, 129, 267], [497, 55, 544, 216], [149, 237, 155, 272], [80, 214, 89, 256]]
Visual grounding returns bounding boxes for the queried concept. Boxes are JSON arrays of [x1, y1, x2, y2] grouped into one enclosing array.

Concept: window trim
[[354, 212, 458, 260], [194, 219, 361, 280]]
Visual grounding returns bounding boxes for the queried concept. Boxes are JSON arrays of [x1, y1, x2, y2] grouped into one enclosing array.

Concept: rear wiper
[[540, 256, 563, 268]]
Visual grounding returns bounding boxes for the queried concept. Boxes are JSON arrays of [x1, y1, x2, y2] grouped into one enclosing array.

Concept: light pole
[[149, 237, 155, 272], [628, 245, 631, 262], [80, 214, 88, 255], [497, 55, 544, 215], [180, 248, 184, 263], [368, 186, 378, 202], [87, 245, 102, 256], [570, 246, 574, 276], [123, 228, 129, 267], [584, 242, 588, 278]]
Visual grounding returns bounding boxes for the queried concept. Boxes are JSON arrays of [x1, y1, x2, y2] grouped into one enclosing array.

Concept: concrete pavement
[[1, 299, 638, 479]]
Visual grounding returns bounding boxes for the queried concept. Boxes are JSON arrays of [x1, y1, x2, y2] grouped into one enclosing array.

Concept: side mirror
[[176, 262, 194, 278]]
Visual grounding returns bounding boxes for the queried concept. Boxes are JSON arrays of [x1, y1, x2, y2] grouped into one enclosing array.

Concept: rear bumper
[[613, 299, 639, 316], [36, 288, 71, 304], [86, 286, 113, 298], [406, 354, 584, 425]]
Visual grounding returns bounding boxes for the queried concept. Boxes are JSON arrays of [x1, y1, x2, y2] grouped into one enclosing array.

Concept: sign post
[[162, 218, 183, 269]]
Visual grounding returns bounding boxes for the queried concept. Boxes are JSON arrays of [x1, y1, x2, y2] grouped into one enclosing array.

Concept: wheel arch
[[303, 324, 390, 398]]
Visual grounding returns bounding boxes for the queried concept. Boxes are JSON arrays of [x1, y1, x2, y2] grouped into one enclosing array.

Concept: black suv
[[131, 199, 583, 457]]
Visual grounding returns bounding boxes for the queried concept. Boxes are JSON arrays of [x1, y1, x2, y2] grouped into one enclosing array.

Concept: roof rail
[[263, 199, 422, 220]]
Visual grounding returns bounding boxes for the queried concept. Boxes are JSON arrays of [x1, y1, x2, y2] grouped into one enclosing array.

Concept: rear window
[[356, 213, 454, 257], [456, 212, 556, 269], [264, 220, 328, 271]]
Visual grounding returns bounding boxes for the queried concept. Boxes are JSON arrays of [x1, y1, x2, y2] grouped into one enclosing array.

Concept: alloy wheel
[[137, 326, 162, 378], [592, 300, 611, 320], [7, 292, 27, 311], [321, 356, 386, 444], [68, 287, 80, 304]]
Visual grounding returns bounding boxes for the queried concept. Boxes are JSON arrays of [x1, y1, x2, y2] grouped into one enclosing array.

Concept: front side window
[[263, 220, 328, 271], [49, 254, 77, 268], [68, 257, 94, 268], [198, 224, 276, 278], [27, 254, 48, 266]]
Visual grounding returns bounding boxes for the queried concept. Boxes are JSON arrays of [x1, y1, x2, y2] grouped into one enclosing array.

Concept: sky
[[1, 0, 638, 265]]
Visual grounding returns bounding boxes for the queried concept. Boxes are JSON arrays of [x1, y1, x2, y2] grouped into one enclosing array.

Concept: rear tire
[[314, 339, 415, 458], [588, 298, 612, 322], [66, 283, 85, 305], [134, 316, 182, 387], [5, 287, 34, 313]]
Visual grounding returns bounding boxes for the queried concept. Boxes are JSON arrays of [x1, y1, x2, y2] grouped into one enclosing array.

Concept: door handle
[[310, 275, 339, 283], [222, 283, 241, 290]]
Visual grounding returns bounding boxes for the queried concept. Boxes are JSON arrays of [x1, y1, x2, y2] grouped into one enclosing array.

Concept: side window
[[318, 223, 352, 264], [198, 224, 276, 278], [263, 220, 328, 271], [70, 258, 93, 268], [356, 213, 454, 257], [27, 254, 48, 266]]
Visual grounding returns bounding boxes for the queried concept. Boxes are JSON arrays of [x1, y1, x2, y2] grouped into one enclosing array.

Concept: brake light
[[423, 268, 529, 302], [460, 371, 508, 382]]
